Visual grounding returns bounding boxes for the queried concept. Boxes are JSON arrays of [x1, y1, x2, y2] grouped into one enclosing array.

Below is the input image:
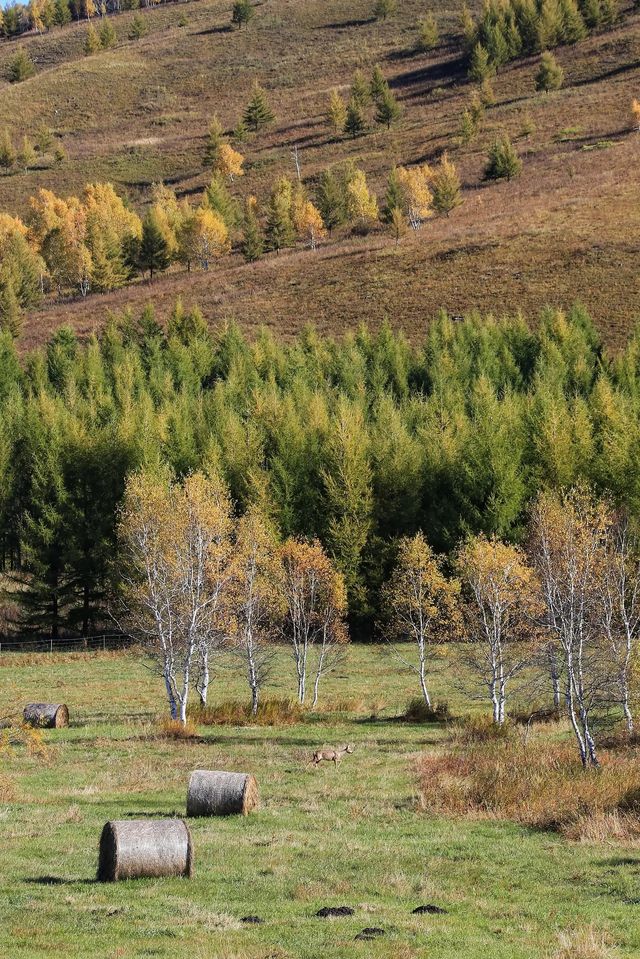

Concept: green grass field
[[1, 646, 639, 959]]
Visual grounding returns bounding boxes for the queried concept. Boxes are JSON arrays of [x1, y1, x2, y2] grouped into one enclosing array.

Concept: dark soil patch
[[316, 905, 354, 918], [412, 904, 448, 915]]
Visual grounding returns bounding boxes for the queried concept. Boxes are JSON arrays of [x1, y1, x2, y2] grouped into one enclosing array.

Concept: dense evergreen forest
[[1, 302, 640, 637]]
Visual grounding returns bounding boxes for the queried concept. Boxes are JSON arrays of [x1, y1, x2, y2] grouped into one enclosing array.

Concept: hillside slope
[[0, 0, 639, 347]]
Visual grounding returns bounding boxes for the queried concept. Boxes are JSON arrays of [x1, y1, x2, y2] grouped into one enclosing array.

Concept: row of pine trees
[[2, 304, 640, 637]]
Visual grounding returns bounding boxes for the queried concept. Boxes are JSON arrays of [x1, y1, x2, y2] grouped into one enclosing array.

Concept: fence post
[[50, 637, 53, 653]]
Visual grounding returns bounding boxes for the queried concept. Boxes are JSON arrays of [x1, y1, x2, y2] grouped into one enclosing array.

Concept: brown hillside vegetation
[[0, 0, 639, 347]]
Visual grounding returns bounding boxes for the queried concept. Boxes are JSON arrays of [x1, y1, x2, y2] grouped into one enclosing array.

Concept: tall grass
[[416, 731, 640, 840], [188, 697, 304, 727]]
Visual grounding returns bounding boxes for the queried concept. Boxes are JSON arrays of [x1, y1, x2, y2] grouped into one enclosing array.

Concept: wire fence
[[0, 633, 133, 655]]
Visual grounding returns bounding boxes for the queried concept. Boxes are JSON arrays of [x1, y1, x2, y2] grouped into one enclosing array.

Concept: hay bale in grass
[[97, 819, 193, 882], [23, 703, 69, 728], [186, 769, 259, 817]]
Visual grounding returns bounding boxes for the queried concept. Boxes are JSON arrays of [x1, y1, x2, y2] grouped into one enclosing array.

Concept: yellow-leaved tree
[[279, 538, 348, 704], [215, 141, 245, 180], [292, 186, 326, 250], [397, 164, 433, 230], [383, 531, 460, 709], [457, 535, 542, 725], [632, 99, 640, 132], [179, 206, 229, 271], [118, 470, 235, 722], [346, 169, 378, 232]]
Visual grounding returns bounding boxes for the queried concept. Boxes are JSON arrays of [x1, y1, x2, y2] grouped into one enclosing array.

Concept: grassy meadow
[[1, 645, 640, 959]]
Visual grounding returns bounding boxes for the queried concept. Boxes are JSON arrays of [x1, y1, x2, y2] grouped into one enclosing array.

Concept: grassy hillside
[[2, 646, 640, 958], [0, 1, 639, 347]]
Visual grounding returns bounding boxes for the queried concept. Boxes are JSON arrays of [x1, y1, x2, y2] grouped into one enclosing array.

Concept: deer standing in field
[[311, 744, 354, 768]]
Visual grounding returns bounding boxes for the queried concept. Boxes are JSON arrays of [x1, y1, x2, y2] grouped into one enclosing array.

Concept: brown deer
[[311, 744, 354, 768]]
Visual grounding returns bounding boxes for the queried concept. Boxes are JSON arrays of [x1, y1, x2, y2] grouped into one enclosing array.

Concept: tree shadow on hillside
[[195, 25, 232, 36], [318, 18, 374, 29], [390, 55, 467, 97]]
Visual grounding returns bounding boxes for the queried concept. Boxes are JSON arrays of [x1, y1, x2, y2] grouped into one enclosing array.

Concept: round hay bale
[[186, 770, 259, 817], [23, 703, 69, 728], [97, 819, 193, 882]]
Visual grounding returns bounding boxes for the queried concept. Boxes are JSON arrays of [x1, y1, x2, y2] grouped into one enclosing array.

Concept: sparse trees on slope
[[232, 0, 254, 28], [417, 13, 439, 50], [375, 86, 401, 128]]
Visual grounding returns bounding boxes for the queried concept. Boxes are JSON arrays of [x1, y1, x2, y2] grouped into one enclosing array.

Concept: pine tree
[[84, 22, 100, 54], [344, 97, 367, 137], [375, 86, 401, 128], [389, 205, 407, 245], [128, 13, 148, 39], [431, 153, 463, 216], [243, 82, 275, 132], [537, 0, 563, 48], [468, 42, 493, 82], [265, 177, 295, 252], [580, 0, 602, 29], [0, 129, 15, 171], [417, 13, 439, 51], [535, 51, 564, 92], [54, 0, 72, 26], [370, 64, 388, 102], [232, 0, 254, 28], [374, 0, 396, 19], [99, 18, 116, 49], [8, 48, 35, 82], [484, 134, 522, 181], [137, 210, 171, 281], [36, 124, 54, 155], [600, 0, 617, 26], [241, 195, 264, 262], [327, 89, 347, 134]]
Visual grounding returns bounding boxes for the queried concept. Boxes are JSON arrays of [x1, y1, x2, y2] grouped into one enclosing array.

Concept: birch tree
[[384, 532, 459, 707], [229, 507, 283, 714], [600, 514, 640, 734], [279, 538, 348, 705], [457, 535, 542, 724], [118, 470, 234, 722], [531, 487, 612, 767]]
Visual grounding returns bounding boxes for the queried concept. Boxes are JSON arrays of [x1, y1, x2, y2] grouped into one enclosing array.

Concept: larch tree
[[417, 13, 439, 51], [327, 89, 347, 135], [265, 177, 295, 252], [374, 0, 397, 20], [484, 135, 522, 181], [279, 538, 348, 705], [0, 130, 15, 172], [457, 535, 542, 724], [431, 153, 463, 217], [292, 185, 326, 250], [18, 136, 37, 174], [344, 97, 367, 138], [243, 82, 275, 132], [375, 86, 402, 129], [345, 169, 378, 231], [241, 195, 264, 262], [384, 532, 460, 708], [535, 50, 564, 92], [631, 98, 640, 131], [137, 209, 171, 281]]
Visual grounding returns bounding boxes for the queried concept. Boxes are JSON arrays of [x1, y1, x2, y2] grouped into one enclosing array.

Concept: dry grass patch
[[156, 717, 200, 739], [551, 926, 619, 959], [189, 697, 303, 726], [416, 733, 640, 840]]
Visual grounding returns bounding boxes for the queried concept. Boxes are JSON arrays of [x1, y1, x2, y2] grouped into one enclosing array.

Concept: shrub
[[7, 49, 35, 83], [403, 697, 451, 724], [156, 717, 198, 739], [189, 697, 304, 726], [416, 736, 640, 836], [453, 714, 515, 743]]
